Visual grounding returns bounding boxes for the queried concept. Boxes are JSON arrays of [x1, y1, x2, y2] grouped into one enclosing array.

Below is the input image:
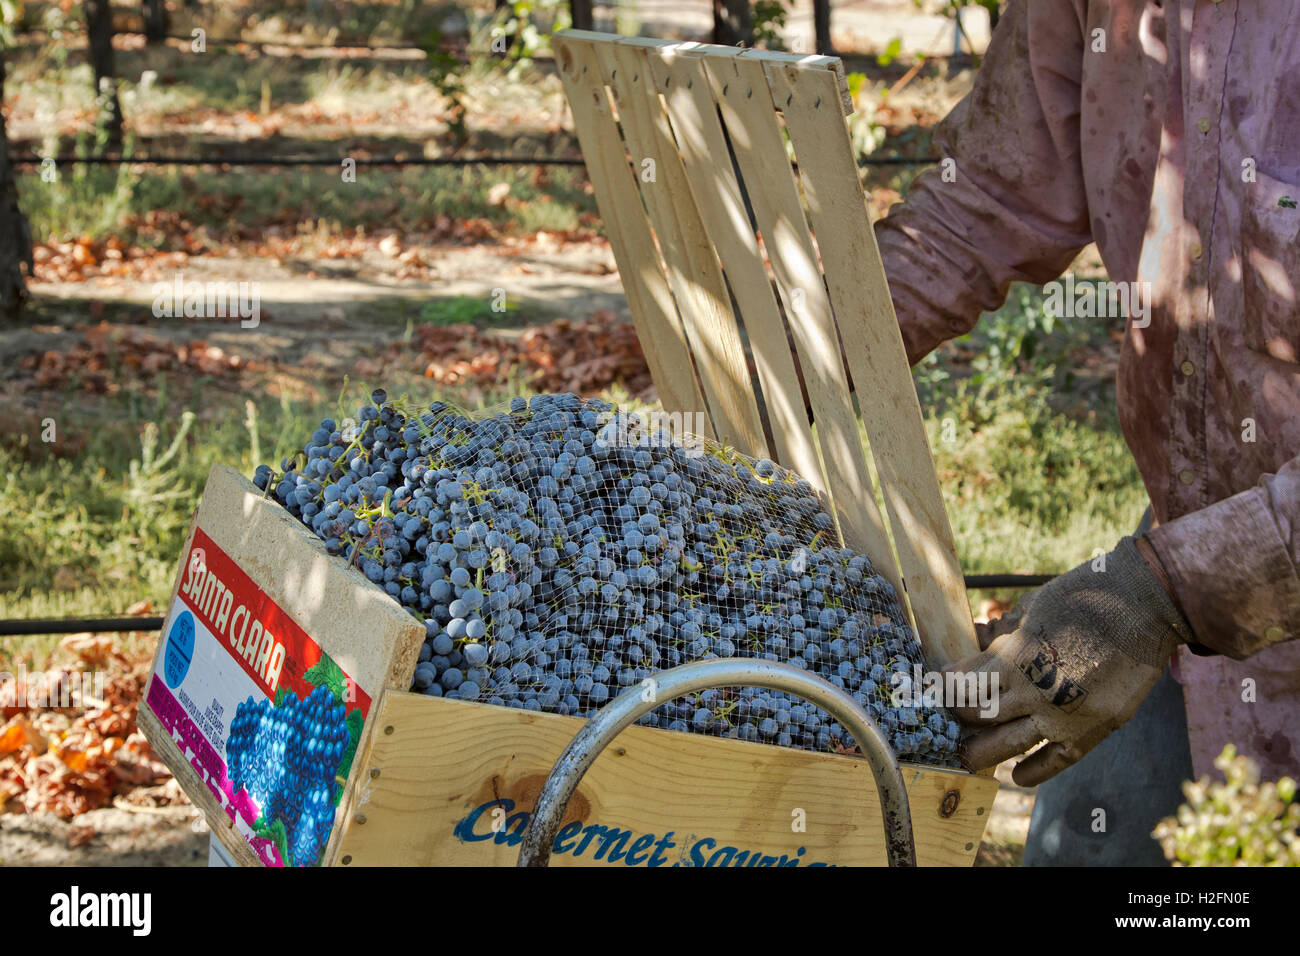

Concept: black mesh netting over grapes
[[254, 391, 961, 765]]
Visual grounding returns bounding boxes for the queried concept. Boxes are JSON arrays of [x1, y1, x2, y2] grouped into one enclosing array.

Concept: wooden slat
[[334, 691, 996, 867], [551, 34, 714, 436], [584, 36, 770, 458], [702, 54, 903, 598], [767, 63, 978, 669], [555, 31, 854, 115], [644, 47, 820, 484]]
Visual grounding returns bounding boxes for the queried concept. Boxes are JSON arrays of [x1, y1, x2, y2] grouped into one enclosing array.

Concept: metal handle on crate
[[516, 657, 916, 867]]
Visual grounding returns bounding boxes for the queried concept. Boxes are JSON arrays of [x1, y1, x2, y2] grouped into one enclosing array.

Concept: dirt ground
[[7, 237, 628, 376], [0, 806, 210, 867]]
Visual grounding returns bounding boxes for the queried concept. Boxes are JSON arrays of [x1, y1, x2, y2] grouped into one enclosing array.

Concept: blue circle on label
[[164, 610, 195, 689]]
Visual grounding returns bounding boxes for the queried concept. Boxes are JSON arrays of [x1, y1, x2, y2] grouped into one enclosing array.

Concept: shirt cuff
[[1146, 487, 1300, 659]]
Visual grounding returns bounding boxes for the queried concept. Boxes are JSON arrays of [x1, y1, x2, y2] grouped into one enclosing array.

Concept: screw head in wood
[[384, 724, 394, 735]]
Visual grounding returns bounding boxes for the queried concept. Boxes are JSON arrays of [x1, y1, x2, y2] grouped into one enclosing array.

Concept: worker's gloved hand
[[942, 537, 1194, 787]]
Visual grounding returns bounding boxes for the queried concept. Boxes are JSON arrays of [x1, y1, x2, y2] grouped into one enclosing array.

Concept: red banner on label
[[176, 527, 372, 716]]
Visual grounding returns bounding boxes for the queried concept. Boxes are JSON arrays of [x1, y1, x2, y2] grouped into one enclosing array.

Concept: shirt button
[[1180, 360, 1195, 376], [1197, 118, 1211, 134], [1179, 469, 1195, 485], [1190, 242, 1203, 260], [1265, 626, 1285, 642]]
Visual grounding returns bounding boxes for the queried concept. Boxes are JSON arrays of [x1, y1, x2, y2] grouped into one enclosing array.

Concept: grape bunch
[[226, 685, 349, 866], [254, 390, 960, 764]]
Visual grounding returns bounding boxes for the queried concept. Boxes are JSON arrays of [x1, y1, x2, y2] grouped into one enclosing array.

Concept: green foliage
[[304, 652, 350, 706], [965, 284, 1064, 387], [1154, 746, 1300, 866], [914, 0, 1004, 33], [17, 162, 594, 245], [0, 0, 22, 47], [925, 377, 1146, 579], [914, 283, 1097, 404], [876, 36, 904, 67], [751, 0, 789, 48], [486, 0, 571, 78], [0, 407, 198, 617], [421, 28, 469, 147], [19, 139, 140, 241], [253, 814, 292, 866], [0, 382, 329, 625], [425, 0, 572, 148], [336, 708, 365, 787], [418, 294, 517, 326], [910, 281, 1146, 584]]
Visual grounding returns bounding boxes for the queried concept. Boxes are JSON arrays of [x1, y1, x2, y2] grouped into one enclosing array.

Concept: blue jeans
[[1022, 666, 1192, 865]]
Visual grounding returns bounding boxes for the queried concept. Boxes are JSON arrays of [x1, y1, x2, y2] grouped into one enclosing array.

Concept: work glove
[[942, 537, 1194, 787]]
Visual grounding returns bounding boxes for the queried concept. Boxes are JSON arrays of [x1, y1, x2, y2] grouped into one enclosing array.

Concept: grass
[[17, 162, 595, 245], [930, 382, 1146, 575], [419, 293, 519, 325], [0, 374, 526, 659]]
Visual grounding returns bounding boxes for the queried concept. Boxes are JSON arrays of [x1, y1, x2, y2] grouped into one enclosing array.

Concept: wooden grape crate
[[139, 32, 998, 867], [141, 467, 992, 867]]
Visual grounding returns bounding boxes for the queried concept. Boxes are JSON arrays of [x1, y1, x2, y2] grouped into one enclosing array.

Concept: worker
[[874, 0, 1300, 865]]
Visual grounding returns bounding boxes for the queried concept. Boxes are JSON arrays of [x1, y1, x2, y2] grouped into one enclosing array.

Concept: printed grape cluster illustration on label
[[146, 527, 370, 866]]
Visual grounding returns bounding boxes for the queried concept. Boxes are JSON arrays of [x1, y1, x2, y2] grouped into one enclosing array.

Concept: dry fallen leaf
[[66, 823, 97, 847], [0, 716, 47, 757]]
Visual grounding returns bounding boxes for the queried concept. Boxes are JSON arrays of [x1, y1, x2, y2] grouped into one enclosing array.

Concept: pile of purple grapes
[[254, 391, 960, 765], [226, 684, 349, 866]]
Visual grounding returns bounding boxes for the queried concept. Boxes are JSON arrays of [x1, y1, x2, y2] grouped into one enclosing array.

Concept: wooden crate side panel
[[553, 35, 714, 435], [588, 37, 770, 458], [704, 55, 901, 593], [768, 66, 978, 669], [138, 464, 426, 867], [645, 48, 821, 485], [334, 692, 994, 867]]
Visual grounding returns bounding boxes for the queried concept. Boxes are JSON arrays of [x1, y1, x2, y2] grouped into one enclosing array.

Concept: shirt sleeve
[[1147, 454, 1300, 659], [874, 0, 1095, 365]]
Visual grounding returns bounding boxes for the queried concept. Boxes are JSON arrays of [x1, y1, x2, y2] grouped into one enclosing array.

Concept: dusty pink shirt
[[875, 0, 1300, 778]]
